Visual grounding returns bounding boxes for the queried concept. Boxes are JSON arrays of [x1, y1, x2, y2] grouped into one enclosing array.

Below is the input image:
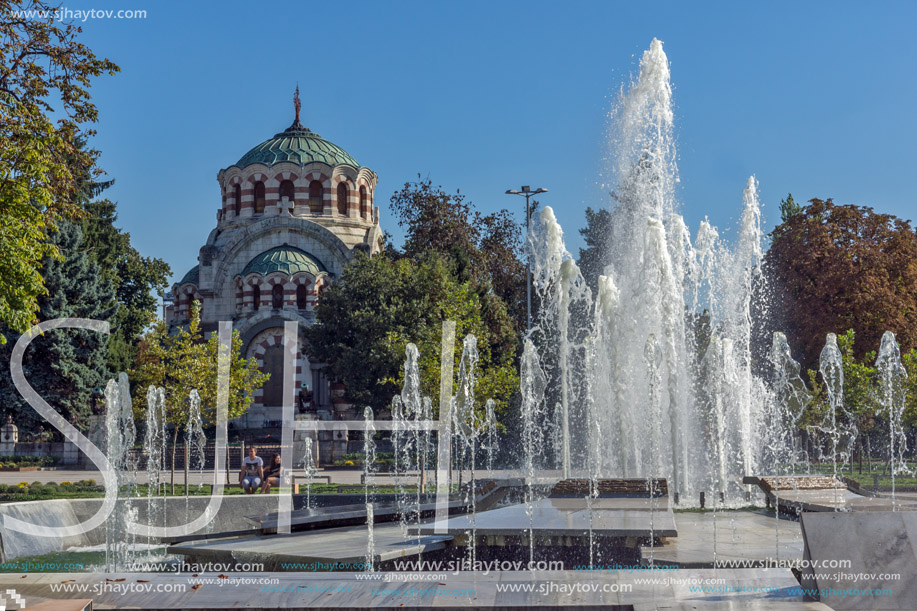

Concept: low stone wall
[[0, 441, 81, 465], [0, 494, 306, 561]]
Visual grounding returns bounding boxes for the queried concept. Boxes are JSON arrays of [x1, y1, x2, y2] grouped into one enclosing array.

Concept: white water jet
[[104, 373, 138, 572], [365, 502, 375, 573], [520, 338, 546, 565], [818, 333, 850, 509], [875, 331, 910, 508], [363, 406, 376, 508], [526, 38, 773, 503], [454, 335, 480, 568], [768, 332, 811, 555], [529, 205, 592, 478], [143, 387, 166, 536], [186, 390, 206, 493], [399, 344, 422, 537], [301, 436, 316, 510]]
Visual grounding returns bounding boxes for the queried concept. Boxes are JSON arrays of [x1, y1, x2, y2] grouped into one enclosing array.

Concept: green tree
[[0, 1, 119, 339], [779, 193, 803, 224], [79, 199, 170, 371], [305, 252, 518, 419], [0, 220, 116, 430], [577, 206, 612, 294], [131, 301, 269, 489], [765, 198, 917, 371], [389, 177, 527, 336], [132, 301, 268, 429]]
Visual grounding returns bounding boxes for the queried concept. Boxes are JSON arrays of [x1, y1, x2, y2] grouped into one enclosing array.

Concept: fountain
[[817, 333, 853, 508], [143, 386, 167, 545], [362, 405, 376, 572], [104, 373, 138, 571], [519, 339, 546, 565], [301, 436, 316, 510], [185, 390, 207, 494], [875, 331, 910, 508]]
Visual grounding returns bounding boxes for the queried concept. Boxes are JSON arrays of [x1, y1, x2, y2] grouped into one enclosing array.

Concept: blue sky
[[75, 0, 917, 285]]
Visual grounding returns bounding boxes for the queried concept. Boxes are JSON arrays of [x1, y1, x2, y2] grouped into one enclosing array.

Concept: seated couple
[[239, 447, 285, 494]]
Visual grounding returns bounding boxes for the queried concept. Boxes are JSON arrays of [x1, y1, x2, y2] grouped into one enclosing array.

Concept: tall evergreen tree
[[78, 199, 170, 371], [577, 206, 612, 294], [0, 220, 116, 430]]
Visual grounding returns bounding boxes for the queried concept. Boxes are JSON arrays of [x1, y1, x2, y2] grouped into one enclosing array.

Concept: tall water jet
[[186, 390, 207, 494], [362, 406, 376, 573], [529, 206, 592, 478], [818, 333, 849, 509], [104, 373, 138, 571], [454, 335, 480, 567], [644, 334, 662, 566], [399, 344, 422, 537], [520, 338, 546, 565], [301, 436, 316, 510], [768, 332, 811, 554], [525, 38, 772, 503], [594, 37, 695, 497], [365, 502, 375, 573], [875, 331, 909, 508], [143, 386, 167, 547], [483, 399, 496, 473], [363, 406, 376, 507]]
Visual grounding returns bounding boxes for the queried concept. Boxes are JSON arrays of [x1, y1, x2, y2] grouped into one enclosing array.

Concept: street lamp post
[[505, 186, 547, 332]]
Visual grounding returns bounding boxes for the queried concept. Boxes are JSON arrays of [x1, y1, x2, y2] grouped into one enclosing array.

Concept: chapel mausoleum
[[165, 92, 382, 429]]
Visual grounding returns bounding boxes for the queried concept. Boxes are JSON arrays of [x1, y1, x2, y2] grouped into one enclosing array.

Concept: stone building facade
[[165, 96, 382, 429]]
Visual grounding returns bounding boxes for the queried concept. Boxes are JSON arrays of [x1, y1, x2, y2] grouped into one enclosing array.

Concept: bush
[[0, 484, 9, 494], [0, 456, 57, 467]]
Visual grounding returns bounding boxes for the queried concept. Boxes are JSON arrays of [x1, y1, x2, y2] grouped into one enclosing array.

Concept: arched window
[[359, 186, 367, 218], [296, 284, 308, 310], [337, 183, 348, 215], [272, 284, 284, 310], [252, 284, 261, 311], [253, 181, 266, 214], [309, 181, 323, 213], [234, 184, 242, 216], [279, 180, 295, 204]]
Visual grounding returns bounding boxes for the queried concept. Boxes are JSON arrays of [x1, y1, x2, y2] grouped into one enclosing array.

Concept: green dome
[[235, 119, 359, 168], [240, 245, 328, 278], [179, 265, 199, 286]]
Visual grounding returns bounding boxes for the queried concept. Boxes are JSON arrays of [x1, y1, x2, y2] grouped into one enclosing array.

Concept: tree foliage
[[389, 177, 527, 336], [130, 302, 268, 429], [577, 206, 612, 294], [0, 1, 119, 339], [304, 252, 518, 419], [778, 193, 803, 224], [765, 198, 917, 371], [0, 220, 115, 430], [79, 199, 170, 371]]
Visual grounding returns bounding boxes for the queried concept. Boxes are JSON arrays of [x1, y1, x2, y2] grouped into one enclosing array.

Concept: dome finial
[[294, 84, 301, 123]]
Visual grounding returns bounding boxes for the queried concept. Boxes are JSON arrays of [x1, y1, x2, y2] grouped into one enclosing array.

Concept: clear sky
[[74, 0, 917, 285]]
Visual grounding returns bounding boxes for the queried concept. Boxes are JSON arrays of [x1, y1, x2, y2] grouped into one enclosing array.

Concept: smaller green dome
[[240, 245, 328, 278], [179, 265, 199, 286]]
